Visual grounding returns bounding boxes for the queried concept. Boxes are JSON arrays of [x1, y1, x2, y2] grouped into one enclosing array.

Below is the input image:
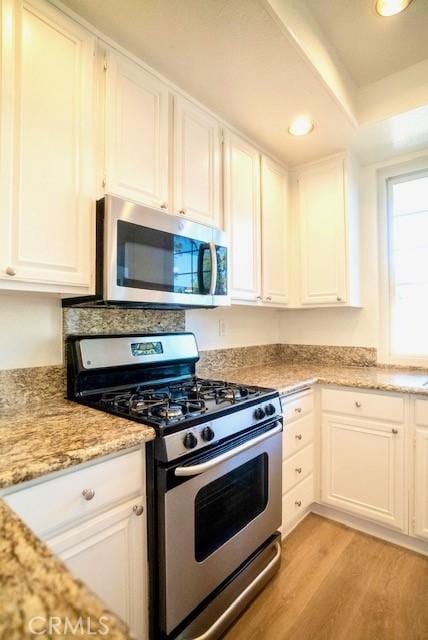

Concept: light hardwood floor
[[224, 514, 428, 640]]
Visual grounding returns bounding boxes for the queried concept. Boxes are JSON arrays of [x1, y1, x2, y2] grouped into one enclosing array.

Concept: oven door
[[103, 195, 229, 306], [160, 421, 282, 636]]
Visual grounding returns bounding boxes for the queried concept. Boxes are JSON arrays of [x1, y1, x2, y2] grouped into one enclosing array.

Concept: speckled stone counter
[[0, 399, 155, 489], [200, 362, 428, 397], [0, 500, 134, 640]]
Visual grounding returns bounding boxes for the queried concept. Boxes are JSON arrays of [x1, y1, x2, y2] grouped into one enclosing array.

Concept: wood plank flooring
[[224, 514, 428, 640]]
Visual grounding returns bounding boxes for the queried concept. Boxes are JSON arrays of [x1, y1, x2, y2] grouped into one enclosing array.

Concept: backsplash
[[278, 344, 377, 367], [0, 365, 64, 410], [197, 344, 281, 374], [63, 308, 185, 336]]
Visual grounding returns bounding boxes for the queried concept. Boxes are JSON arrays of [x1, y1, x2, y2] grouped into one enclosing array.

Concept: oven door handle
[[208, 241, 217, 295], [174, 423, 282, 477]]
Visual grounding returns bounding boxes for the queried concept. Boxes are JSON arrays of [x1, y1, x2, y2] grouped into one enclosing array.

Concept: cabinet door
[[321, 414, 406, 531], [173, 95, 222, 226], [224, 131, 261, 302], [0, 0, 94, 291], [298, 159, 347, 305], [47, 499, 147, 640], [414, 427, 428, 540], [105, 49, 169, 210], [261, 156, 288, 305]]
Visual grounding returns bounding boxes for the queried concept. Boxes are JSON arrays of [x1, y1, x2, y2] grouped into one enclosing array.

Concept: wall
[[186, 306, 281, 351], [279, 148, 428, 350], [0, 292, 63, 370]]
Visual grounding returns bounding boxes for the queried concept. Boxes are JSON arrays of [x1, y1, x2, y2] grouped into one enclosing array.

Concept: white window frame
[[378, 155, 428, 366]]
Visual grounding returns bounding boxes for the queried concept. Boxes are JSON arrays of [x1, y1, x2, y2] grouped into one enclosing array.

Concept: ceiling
[[303, 0, 428, 86], [60, 0, 356, 165]]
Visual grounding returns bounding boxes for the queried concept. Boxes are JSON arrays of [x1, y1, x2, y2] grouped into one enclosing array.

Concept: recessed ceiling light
[[375, 0, 413, 17], [288, 115, 314, 137]]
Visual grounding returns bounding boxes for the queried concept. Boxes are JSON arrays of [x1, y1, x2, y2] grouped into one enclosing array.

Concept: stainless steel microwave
[[63, 195, 229, 309]]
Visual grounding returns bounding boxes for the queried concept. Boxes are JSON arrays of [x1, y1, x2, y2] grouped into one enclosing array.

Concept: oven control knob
[[183, 432, 198, 449], [201, 426, 215, 442], [265, 403, 276, 416], [254, 407, 266, 420]]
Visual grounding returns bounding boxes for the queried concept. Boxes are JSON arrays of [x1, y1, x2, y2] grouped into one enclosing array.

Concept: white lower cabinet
[[414, 426, 428, 540], [4, 449, 147, 639], [321, 413, 406, 531], [48, 498, 147, 639], [281, 390, 315, 535]]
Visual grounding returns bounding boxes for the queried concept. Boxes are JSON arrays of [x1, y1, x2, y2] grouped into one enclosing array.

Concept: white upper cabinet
[[0, 0, 95, 292], [104, 49, 170, 211], [295, 154, 359, 307], [224, 131, 261, 302], [261, 156, 288, 306], [173, 95, 222, 227]]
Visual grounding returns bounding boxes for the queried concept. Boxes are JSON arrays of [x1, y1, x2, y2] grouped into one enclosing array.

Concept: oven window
[[194, 454, 268, 562], [116, 220, 214, 295]]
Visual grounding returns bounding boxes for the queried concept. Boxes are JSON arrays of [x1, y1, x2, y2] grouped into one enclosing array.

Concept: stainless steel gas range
[[66, 332, 282, 640]]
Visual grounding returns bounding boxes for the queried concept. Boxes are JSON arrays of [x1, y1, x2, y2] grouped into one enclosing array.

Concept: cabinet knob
[[337, 296, 342, 302], [133, 504, 144, 516], [295, 407, 302, 413], [5, 266, 16, 276], [295, 433, 302, 440], [295, 500, 302, 507], [256, 296, 262, 301], [266, 296, 272, 301], [82, 488, 95, 501], [295, 467, 302, 474], [160, 202, 168, 209], [179, 208, 186, 215], [355, 401, 361, 408], [392, 428, 398, 435]]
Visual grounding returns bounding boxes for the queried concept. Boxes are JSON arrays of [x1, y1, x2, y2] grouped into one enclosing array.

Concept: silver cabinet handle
[[179, 208, 186, 215], [82, 488, 95, 501], [355, 401, 361, 408], [256, 296, 262, 301], [5, 266, 16, 276], [265, 296, 272, 301], [295, 407, 302, 413], [392, 428, 398, 435], [188, 541, 281, 640], [295, 500, 302, 507], [160, 202, 168, 209], [295, 467, 302, 474], [133, 505, 144, 516], [295, 434, 302, 440], [175, 424, 282, 477]]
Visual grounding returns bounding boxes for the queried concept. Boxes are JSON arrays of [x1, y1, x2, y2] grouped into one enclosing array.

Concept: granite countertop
[[0, 398, 155, 639], [0, 500, 134, 640], [0, 399, 155, 489], [201, 362, 428, 397]]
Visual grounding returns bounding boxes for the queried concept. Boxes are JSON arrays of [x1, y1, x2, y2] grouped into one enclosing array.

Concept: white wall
[[279, 148, 428, 349], [186, 306, 281, 351], [0, 292, 63, 369]]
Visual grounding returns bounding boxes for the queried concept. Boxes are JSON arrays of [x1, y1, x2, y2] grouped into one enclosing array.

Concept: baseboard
[[311, 503, 428, 557]]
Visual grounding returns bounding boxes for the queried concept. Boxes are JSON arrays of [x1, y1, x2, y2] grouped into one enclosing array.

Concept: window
[[387, 170, 428, 359]]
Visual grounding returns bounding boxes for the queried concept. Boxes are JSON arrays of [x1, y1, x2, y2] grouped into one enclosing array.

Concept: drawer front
[[283, 413, 314, 460], [282, 390, 314, 424], [415, 399, 428, 427], [282, 474, 314, 531], [321, 388, 404, 423], [5, 449, 144, 537], [283, 444, 314, 494]]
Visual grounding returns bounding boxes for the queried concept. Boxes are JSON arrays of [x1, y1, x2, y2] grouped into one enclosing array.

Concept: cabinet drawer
[[321, 388, 404, 423], [5, 449, 144, 537], [282, 390, 313, 424], [283, 444, 314, 494], [282, 474, 314, 531], [415, 399, 428, 427], [283, 413, 314, 460]]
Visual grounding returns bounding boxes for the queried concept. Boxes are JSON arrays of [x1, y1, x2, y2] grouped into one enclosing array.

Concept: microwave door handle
[[174, 423, 282, 477], [208, 241, 217, 295]]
